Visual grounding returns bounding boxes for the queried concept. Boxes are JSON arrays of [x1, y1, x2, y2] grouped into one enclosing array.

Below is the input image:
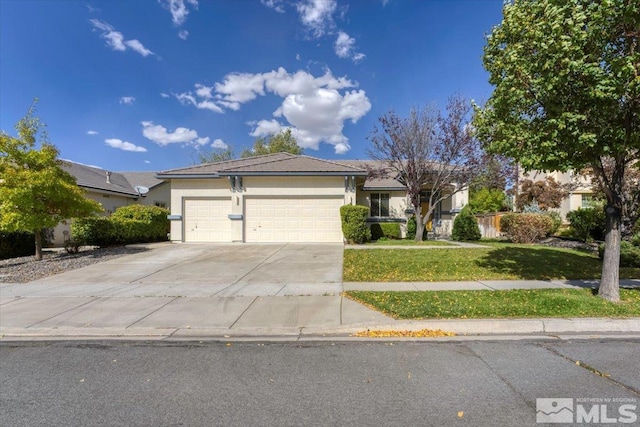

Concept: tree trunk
[[415, 214, 425, 242], [599, 205, 621, 303], [34, 229, 43, 261]]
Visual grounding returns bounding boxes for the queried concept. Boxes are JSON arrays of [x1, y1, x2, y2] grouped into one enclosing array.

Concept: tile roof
[[338, 160, 406, 190], [157, 153, 368, 177], [60, 160, 162, 197], [119, 172, 165, 190]]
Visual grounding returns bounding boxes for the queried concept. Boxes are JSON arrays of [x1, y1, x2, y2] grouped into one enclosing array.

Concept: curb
[[2, 317, 639, 341]]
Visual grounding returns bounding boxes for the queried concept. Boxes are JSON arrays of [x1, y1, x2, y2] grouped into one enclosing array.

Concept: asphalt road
[[1, 339, 639, 426]]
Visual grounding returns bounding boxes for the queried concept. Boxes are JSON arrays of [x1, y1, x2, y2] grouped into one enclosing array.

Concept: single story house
[[51, 161, 170, 245], [156, 153, 467, 243]]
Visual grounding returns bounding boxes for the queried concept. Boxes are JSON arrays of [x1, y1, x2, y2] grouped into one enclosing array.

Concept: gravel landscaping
[[0, 246, 148, 283]]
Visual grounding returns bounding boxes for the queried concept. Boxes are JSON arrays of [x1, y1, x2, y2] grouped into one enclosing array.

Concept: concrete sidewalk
[[2, 278, 639, 340]]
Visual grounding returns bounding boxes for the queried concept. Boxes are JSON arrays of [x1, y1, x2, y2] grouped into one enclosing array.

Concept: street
[[1, 338, 638, 426]]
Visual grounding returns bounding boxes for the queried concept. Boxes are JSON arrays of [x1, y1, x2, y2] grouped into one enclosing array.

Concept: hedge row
[[598, 239, 640, 268], [0, 231, 35, 259], [566, 207, 606, 242], [500, 213, 553, 243], [370, 222, 401, 240], [71, 205, 170, 247]]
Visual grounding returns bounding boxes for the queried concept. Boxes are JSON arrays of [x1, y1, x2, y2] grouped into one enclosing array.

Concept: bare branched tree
[[367, 95, 509, 241]]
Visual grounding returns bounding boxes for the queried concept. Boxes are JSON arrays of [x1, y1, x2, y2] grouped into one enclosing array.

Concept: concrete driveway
[[1, 243, 345, 297]]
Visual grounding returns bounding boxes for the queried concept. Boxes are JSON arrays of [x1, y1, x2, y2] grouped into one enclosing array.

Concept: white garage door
[[245, 196, 344, 243], [183, 198, 232, 242]]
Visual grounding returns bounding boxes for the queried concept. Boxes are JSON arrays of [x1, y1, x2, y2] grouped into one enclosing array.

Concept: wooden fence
[[475, 213, 506, 239]]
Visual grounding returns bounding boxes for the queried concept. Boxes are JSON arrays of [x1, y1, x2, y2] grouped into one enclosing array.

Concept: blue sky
[[0, 0, 504, 172]]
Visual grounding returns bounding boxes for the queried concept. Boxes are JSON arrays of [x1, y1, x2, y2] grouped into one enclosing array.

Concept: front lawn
[[346, 288, 640, 319], [343, 242, 640, 282], [366, 240, 455, 247]]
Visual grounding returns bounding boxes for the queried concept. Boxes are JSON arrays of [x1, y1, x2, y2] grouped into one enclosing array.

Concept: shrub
[[598, 240, 640, 268], [451, 206, 481, 241], [468, 187, 507, 214], [71, 217, 117, 247], [546, 211, 563, 236], [566, 207, 606, 242], [0, 231, 35, 259], [340, 205, 370, 244], [370, 222, 401, 240], [112, 205, 169, 240], [406, 216, 417, 240], [500, 213, 553, 243]]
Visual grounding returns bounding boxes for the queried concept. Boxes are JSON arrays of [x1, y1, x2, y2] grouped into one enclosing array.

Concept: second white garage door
[[183, 198, 232, 242], [245, 196, 344, 243]]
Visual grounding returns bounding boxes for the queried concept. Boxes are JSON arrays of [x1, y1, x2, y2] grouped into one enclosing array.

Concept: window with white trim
[[370, 193, 390, 217]]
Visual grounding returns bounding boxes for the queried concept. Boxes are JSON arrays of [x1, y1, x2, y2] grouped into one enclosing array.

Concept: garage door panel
[[184, 198, 232, 242], [245, 196, 343, 243]]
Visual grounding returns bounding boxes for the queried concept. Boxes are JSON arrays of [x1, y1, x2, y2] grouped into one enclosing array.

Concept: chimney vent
[[106, 171, 111, 184]]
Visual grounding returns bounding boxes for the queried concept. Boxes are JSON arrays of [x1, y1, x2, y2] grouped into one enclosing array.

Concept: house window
[[581, 195, 595, 209], [370, 193, 390, 217]]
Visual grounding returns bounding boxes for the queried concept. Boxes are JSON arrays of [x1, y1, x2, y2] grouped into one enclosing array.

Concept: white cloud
[[124, 39, 153, 57], [87, 130, 99, 135], [334, 31, 365, 62], [160, 0, 198, 26], [105, 138, 147, 152], [194, 83, 213, 99], [260, 0, 285, 13], [144, 160, 151, 164], [215, 73, 267, 104], [296, 0, 337, 37], [119, 96, 136, 105], [90, 19, 153, 57], [174, 91, 224, 113], [178, 29, 189, 40], [141, 121, 209, 147], [248, 119, 286, 137], [211, 138, 228, 149], [334, 32, 354, 58], [160, 93, 170, 98], [175, 68, 371, 153], [352, 52, 366, 62], [296, 53, 301, 61]]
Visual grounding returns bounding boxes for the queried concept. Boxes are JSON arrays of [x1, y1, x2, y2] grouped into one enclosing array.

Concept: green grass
[[366, 239, 455, 246], [346, 288, 640, 319], [343, 241, 640, 282]]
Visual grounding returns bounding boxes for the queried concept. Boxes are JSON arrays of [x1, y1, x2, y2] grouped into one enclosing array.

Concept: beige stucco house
[[519, 169, 594, 220], [157, 153, 468, 243], [51, 161, 171, 245]]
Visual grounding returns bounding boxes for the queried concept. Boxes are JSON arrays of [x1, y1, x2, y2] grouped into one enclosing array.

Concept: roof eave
[[155, 173, 221, 179], [217, 171, 369, 177], [362, 186, 407, 191]]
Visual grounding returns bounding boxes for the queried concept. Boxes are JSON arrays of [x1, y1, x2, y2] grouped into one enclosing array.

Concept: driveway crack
[[213, 244, 288, 296], [126, 296, 180, 328], [229, 296, 259, 329]]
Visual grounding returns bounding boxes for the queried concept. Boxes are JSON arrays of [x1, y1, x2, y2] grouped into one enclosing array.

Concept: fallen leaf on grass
[[353, 329, 456, 338]]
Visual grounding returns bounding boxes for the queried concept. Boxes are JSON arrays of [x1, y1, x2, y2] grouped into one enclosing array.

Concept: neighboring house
[[519, 170, 594, 220], [156, 153, 468, 243], [51, 161, 170, 246]]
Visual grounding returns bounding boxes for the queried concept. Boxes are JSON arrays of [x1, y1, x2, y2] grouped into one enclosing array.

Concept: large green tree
[[0, 103, 102, 260], [474, 0, 639, 302], [240, 129, 303, 158]]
